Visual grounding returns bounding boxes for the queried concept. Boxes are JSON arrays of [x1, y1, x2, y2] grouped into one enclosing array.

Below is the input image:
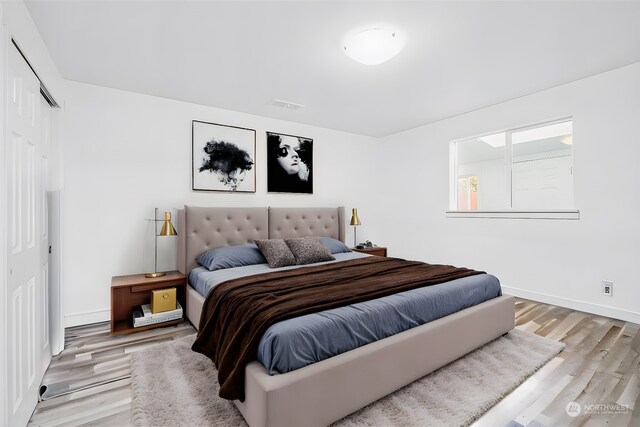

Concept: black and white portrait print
[[192, 120, 256, 192], [266, 132, 313, 194]]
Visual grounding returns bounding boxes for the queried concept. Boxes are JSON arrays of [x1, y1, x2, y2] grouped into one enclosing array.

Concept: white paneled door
[[6, 43, 51, 426]]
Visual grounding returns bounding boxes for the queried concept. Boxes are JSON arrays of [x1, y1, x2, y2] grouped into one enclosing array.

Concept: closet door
[[6, 42, 50, 427]]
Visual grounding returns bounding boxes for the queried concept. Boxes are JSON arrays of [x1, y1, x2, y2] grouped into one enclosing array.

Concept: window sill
[[445, 210, 580, 220]]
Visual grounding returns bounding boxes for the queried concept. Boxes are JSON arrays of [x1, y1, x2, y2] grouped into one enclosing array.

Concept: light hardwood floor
[[27, 298, 639, 427]]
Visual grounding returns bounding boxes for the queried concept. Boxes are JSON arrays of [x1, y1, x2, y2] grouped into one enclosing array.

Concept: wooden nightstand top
[[111, 271, 186, 288], [352, 246, 387, 257]]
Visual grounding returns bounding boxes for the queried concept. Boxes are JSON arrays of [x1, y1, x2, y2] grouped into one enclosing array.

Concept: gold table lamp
[[145, 211, 177, 278], [349, 208, 361, 248]]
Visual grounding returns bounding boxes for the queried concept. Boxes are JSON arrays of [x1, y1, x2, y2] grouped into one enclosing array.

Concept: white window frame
[[447, 117, 579, 220]]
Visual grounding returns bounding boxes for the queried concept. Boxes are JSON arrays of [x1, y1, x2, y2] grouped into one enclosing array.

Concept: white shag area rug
[[131, 329, 565, 427]]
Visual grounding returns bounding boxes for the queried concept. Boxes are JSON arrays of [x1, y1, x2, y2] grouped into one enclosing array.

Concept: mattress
[[189, 253, 502, 375]]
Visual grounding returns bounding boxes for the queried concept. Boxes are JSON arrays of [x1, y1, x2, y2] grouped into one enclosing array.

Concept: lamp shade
[[350, 208, 361, 226], [159, 211, 177, 236]]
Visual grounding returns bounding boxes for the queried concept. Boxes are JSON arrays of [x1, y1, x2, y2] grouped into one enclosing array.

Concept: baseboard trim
[[502, 286, 640, 325], [64, 308, 110, 328]]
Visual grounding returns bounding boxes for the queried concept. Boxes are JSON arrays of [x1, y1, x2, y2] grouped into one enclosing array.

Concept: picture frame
[[192, 120, 256, 193], [266, 131, 313, 194]]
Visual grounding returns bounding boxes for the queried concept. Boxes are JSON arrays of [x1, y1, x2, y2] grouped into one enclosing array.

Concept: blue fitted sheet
[[189, 254, 501, 375]]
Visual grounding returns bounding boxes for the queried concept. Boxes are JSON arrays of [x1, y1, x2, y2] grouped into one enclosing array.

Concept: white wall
[[62, 81, 382, 326], [378, 62, 640, 323]]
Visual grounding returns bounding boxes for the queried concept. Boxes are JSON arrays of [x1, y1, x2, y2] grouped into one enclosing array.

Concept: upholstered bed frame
[[177, 206, 515, 427]]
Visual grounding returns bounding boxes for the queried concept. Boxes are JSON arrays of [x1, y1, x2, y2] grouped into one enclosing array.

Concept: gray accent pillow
[[254, 239, 297, 268], [196, 244, 266, 271], [285, 236, 336, 265], [319, 236, 352, 254]]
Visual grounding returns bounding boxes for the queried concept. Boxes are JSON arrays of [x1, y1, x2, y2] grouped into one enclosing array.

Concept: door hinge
[[49, 245, 52, 254]]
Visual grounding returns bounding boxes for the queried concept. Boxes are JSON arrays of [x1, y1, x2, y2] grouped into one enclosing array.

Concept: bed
[[177, 206, 515, 427]]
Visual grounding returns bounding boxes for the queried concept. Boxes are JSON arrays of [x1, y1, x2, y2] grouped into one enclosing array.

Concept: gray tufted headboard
[[178, 206, 346, 275], [268, 207, 344, 240]]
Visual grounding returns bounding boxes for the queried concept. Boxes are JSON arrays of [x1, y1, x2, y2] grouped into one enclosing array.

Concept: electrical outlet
[[602, 280, 613, 296]]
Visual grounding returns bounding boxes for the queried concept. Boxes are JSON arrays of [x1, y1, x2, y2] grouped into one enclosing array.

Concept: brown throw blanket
[[191, 256, 484, 401]]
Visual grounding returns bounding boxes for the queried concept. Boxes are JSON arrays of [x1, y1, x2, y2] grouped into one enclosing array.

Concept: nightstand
[[352, 246, 387, 257], [110, 271, 186, 335]]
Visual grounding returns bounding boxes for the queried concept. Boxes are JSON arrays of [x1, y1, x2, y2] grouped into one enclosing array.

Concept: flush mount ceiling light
[[344, 28, 406, 65]]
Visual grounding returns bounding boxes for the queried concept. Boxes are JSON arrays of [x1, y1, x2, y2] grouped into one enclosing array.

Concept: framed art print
[[266, 131, 313, 194], [192, 120, 256, 192]]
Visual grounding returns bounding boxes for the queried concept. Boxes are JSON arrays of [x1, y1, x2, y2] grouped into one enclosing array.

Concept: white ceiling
[[25, 1, 640, 137]]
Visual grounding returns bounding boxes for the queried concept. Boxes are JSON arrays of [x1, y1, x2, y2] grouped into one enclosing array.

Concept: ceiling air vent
[[270, 99, 305, 110]]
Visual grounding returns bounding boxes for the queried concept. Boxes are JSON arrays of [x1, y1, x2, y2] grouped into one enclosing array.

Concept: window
[[449, 119, 577, 219]]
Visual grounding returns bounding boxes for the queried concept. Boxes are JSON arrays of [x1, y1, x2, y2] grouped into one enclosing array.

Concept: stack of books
[[132, 301, 183, 328]]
